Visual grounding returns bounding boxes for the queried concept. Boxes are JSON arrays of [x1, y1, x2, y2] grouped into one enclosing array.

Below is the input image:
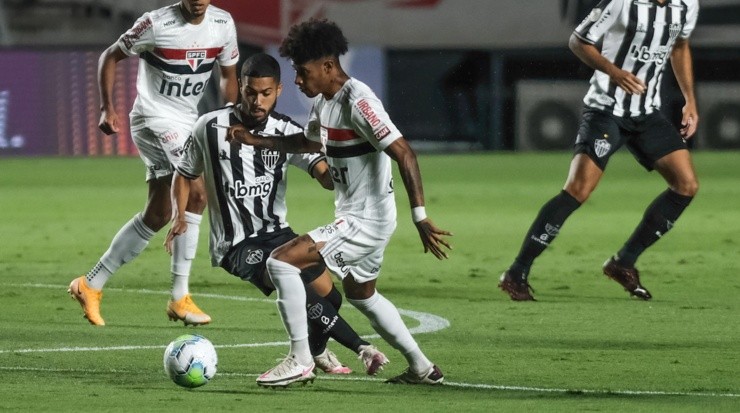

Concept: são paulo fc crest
[[594, 139, 612, 158], [186, 50, 207, 72]]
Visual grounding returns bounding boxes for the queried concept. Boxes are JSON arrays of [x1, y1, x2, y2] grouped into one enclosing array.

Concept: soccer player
[[499, 0, 700, 301], [226, 19, 452, 387], [68, 0, 239, 326], [164, 52, 388, 377]]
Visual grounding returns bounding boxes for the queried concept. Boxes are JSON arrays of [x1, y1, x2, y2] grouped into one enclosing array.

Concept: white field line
[[1, 366, 738, 398], [5, 283, 738, 399]]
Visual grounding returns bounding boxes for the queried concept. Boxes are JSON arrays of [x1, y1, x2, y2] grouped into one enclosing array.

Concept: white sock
[[348, 291, 433, 374], [88, 213, 154, 290], [171, 211, 202, 300], [265, 257, 311, 366]]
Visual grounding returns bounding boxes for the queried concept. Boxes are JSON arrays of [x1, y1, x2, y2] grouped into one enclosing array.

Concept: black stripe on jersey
[[607, 1, 640, 109], [228, 113, 256, 237], [140, 51, 216, 75], [326, 142, 376, 158], [206, 117, 235, 246], [621, 3, 658, 117], [271, 111, 305, 131]]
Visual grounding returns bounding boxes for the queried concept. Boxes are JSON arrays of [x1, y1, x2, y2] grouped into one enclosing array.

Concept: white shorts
[[308, 216, 397, 283], [130, 115, 193, 181]]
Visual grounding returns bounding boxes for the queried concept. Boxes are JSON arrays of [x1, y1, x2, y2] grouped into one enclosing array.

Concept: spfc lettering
[[186, 50, 207, 72]]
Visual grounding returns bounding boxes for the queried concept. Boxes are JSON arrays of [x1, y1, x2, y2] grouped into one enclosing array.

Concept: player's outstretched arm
[[97, 44, 129, 135], [226, 124, 322, 153], [385, 138, 452, 259], [568, 34, 646, 95], [670, 38, 699, 139], [219, 64, 239, 105], [165, 172, 192, 255]]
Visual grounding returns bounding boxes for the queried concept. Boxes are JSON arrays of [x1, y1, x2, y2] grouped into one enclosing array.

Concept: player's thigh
[[626, 112, 688, 172], [271, 233, 325, 270], [563, 154, 604, 203], [130, 117, 192, 181], [654, 149, 699, 196]]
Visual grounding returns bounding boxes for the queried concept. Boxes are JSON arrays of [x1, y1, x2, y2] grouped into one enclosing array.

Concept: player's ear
[[322, 58, 334, 73], [276, 82, 283, 97]]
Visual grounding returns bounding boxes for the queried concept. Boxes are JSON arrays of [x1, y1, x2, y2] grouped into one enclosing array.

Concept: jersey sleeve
[[218, 15, 240, 67], [117, 12, 156, 56], [304, 105, 322, 143], [680, 1, 699, 39], [176, 117, 207, 179], [573, 0, 624, 45], [350, 95, 403, 151]]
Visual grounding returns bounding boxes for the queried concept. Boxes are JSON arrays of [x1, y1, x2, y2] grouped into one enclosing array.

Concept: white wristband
[[411, 206, 427, 223]]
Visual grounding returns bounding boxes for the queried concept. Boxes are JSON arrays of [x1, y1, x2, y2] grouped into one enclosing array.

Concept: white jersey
[[118, 3, 239, 125], [574, 0, 698, 117], [177, 106, 325, 265], [304, 78, 403, 224]]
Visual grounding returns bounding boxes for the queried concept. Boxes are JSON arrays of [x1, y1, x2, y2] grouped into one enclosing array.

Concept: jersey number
[[330, 166, 349, 185]]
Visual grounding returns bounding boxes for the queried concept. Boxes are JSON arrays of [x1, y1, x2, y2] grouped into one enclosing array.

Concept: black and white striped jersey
[[177, 105, 325, 266], [574, 0, 699, 117]]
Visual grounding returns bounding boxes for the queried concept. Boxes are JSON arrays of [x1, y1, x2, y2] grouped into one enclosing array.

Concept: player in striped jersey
[[166, 53, 388, 381], [499, 0, 699, 301], [69, 1, 239, 326], [227, 19, 452, 387]]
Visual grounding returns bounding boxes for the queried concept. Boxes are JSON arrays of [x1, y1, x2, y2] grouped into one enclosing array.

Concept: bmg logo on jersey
[[233, 176, 273, 199]]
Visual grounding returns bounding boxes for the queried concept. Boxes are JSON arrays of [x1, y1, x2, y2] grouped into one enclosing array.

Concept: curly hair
[[279, 18, 349, 65]]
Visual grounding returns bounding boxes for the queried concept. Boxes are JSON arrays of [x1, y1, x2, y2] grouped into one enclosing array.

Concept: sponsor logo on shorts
[[245, 249, 263, 264], [594, 139, 611, 158], [332, 251, 350, 275]]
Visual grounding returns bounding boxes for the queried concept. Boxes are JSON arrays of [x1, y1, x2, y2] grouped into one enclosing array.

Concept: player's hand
[[415, 218, 453, 260], [98, 109, 121, 135], [226, 124, 257, 145], [610, 69, 646, 95], [164, 219, 188, 255], [680, 102, 699, 139]]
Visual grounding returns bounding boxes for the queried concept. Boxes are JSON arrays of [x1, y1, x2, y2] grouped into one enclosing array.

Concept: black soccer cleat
[[498, 270, 536, 301], [602, 256, 652, 300]]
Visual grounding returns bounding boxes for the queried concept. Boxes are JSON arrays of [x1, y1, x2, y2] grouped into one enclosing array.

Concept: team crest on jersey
[[668, 23, 682, 40], [594, 139, 611, 158], [261, 150, 280, 170], [245, 249, 264, 265], [186, 50, 207, 72]]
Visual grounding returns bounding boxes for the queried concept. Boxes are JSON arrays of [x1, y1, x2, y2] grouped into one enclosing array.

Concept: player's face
[[180, 0, 210, 19], [240, 77, 282, 123], [292, 59, 331, 98]]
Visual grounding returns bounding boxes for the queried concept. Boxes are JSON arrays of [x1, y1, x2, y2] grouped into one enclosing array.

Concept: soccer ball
[[163, 334, 218, 388]]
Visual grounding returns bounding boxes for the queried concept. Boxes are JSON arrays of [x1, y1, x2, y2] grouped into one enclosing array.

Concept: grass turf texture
[[0, 152, 738, 412]]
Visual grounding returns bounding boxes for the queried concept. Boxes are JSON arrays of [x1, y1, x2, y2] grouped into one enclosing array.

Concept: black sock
[[617, 189, 693, 267], [305, 286, 368, 356], [510, 190, 582, 275]]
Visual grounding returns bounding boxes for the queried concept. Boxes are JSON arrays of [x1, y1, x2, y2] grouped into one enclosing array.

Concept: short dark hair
[[279, 18, 348, 65], [240, 53, 281, 81]]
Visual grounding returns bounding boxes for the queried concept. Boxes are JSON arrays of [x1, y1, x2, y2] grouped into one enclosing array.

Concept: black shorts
[[219, 227, 325, 296], [574, 108, 687, 171]]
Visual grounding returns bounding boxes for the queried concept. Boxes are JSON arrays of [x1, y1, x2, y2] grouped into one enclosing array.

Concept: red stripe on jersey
[[326, 128, 357, 142], [153, 47, 223, 60]]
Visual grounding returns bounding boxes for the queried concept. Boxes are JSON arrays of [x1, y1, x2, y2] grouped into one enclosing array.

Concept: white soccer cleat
[[257, 354, 316, 388], [358, 344, 389, 376], [314, 349, 352, 374]]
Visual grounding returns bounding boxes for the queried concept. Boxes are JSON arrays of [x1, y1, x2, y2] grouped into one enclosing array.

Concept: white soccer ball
[[163, 334, 218, 388]]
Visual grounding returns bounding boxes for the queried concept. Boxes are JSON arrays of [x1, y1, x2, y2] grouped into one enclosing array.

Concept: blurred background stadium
[[0, 0, 738, 156]]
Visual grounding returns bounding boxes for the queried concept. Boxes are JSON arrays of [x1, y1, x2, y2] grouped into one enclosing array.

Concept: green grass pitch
[[0, 151, 738, 412]]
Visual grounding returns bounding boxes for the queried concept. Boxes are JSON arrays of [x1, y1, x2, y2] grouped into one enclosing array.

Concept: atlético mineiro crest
[[594, 139, 612, 158], [186, 50, 207, 72], [261, 150, 280, 170]]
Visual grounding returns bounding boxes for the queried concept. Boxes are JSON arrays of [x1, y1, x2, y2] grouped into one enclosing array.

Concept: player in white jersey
[[68, 0, 239, 326], [499, 0, 699, 301], [226, 19, 452, 387], [165, 53, 388, 378]]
